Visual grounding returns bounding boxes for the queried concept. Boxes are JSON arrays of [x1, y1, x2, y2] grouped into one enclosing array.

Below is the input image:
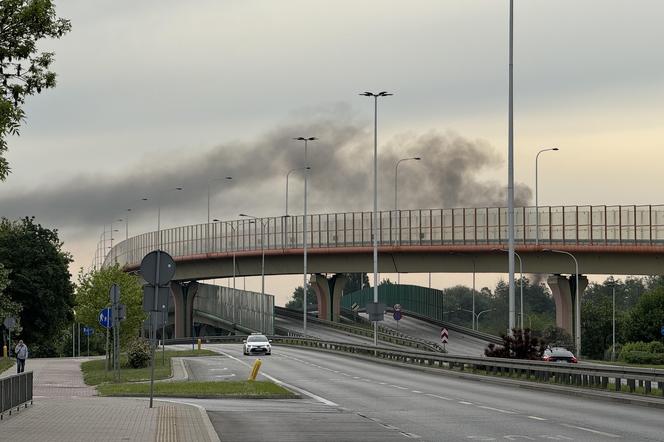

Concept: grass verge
[[96, 380, 296, 398], [585, 359, 664, 369], [0, 357, 14, 373], [81, 349, 216, 385]]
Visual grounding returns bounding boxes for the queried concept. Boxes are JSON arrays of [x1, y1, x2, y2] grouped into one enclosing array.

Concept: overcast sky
[[1, 1, 663, 304]]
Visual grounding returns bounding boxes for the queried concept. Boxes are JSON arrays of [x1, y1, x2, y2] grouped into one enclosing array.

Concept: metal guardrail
[[1, 371, 33, 420], [102, 204, 664, 268], [274, 306, 443, 352]]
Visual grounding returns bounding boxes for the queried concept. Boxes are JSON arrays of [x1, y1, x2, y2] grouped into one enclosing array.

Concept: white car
[[243, 334, 272, 355]]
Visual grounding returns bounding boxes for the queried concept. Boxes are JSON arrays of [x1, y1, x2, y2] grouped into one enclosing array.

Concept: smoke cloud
[[0, 104, 532, 239]]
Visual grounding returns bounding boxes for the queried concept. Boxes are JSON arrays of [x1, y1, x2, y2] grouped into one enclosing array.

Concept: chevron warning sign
[[440, 328, 449, 344]]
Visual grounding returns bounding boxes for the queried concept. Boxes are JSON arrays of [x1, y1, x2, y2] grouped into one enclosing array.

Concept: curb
[[280, 344, 664, 410], [157, 399, 221, 442]]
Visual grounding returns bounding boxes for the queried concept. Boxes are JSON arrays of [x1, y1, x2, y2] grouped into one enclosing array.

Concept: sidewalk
[[0, 357, 219, 441]]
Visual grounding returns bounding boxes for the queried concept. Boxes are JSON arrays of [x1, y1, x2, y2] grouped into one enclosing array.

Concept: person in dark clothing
[[15, 340, 28, 373]]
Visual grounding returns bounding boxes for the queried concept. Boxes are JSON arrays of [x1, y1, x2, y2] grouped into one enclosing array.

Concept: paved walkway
[[0, 357, 219, 441]]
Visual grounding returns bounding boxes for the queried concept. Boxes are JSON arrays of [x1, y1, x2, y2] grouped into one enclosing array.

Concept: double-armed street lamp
[[494, 248, 524, 330], [461, 308, 495, 331], [394, 156, 421, 282], [293, 137, 317, 336], [360, 91, 392, 346], [535, 147, 559, 245]]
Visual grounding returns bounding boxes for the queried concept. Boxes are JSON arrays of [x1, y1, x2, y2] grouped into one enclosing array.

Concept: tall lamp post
[[609, 276, 616, 362], [495, 248, 524, 329], [360, 91, 392, 346], [207, 177, 232, 253], [293, 137, 317, 337], [143, 187, 184, 250], [507, 0, 516, 335], [535, 147, 559, 245], [394, 156, 421, 284], [239, 214, 267, 332], [214, 218, 238, 324], [545, 249, 581, 357]]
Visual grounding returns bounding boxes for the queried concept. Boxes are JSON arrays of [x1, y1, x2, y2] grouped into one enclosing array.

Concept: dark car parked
[[542, 347, 577, 363]]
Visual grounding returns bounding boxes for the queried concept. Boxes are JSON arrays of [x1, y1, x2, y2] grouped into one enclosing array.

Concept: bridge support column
[[311, 274, 348, 322], [546, 274, 587, 340], [170, 281, 199, 338]]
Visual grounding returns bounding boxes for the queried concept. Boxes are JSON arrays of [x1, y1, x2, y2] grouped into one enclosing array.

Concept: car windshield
[[247, 335, 268, 343]]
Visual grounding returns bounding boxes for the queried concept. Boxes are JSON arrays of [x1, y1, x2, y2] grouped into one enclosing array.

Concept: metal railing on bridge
[[104, 204, 664, 268]]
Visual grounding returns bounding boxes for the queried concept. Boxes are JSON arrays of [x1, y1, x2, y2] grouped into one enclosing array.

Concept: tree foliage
[[623, 286, 664, 344], [344, 273, 370, 293], [0, 0, 71, 179], [0, 263, 22, 334], [285, 285, 317, 311], [0, 217, 74, 355], [484, 328, 547, 360], [75, 264, 145, 346]]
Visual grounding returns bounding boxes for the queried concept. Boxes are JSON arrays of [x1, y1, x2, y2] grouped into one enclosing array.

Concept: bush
[[621, 341, 650, 353], [621, 351, 664, 365], [541, 326, 574, 350], [125, 338, 151, 368], [648, 341, 664, 353], [485, 328, 547, 360]]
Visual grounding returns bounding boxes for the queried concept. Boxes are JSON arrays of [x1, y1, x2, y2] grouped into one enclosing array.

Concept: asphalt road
[[180, 343, 663, 441]]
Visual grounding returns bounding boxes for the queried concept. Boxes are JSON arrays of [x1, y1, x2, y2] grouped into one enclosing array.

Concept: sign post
[[98, 307, 112, 370], [3, 317, 16, 357], [440, 327, 449, 351], [140, 250, 176, 409], [109, 284, 121, 381], [82, 326, 94, 356]]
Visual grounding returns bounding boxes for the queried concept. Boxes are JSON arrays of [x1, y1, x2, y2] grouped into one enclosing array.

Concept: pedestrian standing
[[15, 340, 28, 373]]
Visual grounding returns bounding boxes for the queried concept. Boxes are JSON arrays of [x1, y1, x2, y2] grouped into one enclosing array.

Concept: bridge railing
[[104, 204, 664, 268]]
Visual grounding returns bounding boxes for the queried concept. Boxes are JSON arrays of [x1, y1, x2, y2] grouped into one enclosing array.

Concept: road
[[178, 343, 663, 441], [362, 312, 488, 356], [275, 315, 382, 346]]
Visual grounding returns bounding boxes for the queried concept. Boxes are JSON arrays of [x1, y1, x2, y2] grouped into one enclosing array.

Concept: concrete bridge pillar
[[310, 273, 348, 322], [546, 274, 588, 339], [170, 281, 199, 338]]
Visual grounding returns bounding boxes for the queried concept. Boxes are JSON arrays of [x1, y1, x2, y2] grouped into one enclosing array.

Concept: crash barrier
[[0, 371, 33, 420], [275, 337, 664, 398], [274, 306, 444, 352]]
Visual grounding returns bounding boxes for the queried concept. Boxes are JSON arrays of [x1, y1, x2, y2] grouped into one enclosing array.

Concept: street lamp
[[360, 90, 392, 346], [285, 167, 310, 216], [214, 218, 238, 324], [207, 176, 233, 225], [535, 147, 559, 245], [240, 214, 266, 333], [507, 0, 516, 336], [461, 308, 495, 331], [394, 156, 421, 284], [609, 276, 616, 362], [544, 249, 581, 357], [293, 137, 317, 337], [494, 248, 524, 330], [142, 187, 184, 250]]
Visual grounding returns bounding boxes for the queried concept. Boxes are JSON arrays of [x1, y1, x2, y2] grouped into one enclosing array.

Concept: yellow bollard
[[248, 359, 262, 381], [2, 345, 7, 358], [197, 338, 202, 351]]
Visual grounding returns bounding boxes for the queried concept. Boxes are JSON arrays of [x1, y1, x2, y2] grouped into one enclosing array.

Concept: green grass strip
[[0, 357, 14, 373], [81, 349, 217, 386], [96, 380, 296, 398]]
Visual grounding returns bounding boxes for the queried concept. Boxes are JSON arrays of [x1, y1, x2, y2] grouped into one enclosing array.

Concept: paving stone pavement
[[0, 357, 219, 441]]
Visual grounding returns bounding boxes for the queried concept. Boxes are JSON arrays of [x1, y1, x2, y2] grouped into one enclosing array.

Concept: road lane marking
[[213, 348, 338, 407], [425, 393, 451, 400], [390, 385, 408, 390], [476, 405, 515, 414], [561, 424, 621, 438], [458, 401, 473, 405], [527, 416, 547, 421], [411, 390, 423, 394]]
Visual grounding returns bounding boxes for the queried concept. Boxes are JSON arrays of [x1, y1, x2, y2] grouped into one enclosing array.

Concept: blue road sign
[[393, 310, 402, 321], [83, 326, 94, 337], [98, 308, 112, 329], [661, 325, 664, 337]]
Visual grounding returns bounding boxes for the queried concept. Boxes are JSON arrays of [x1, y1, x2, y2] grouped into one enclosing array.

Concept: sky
[[1, 1, 663, 306]]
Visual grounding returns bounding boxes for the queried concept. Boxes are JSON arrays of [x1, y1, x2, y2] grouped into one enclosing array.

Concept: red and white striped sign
[[440, 328, 449, 344]]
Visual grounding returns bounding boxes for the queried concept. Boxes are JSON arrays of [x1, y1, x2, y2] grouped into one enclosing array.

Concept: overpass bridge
[[104, 204, 664, 338]]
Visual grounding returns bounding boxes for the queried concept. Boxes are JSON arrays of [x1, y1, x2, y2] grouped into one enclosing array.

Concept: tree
[[285, 285, 316, 311], [0, 0, 71, 180], [344, 273, 370, 294], [623, 286, 664, 344], [75, 265, 145, 346], [484, 328, 547, 360], [0, 263, 22, 334], [379, 278, 394, 286], [0, 217, 74, 355]]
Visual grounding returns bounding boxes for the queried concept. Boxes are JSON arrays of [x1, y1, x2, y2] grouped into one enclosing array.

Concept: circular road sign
[[140, 250, 176, 285], [3, 316, 16, 330]]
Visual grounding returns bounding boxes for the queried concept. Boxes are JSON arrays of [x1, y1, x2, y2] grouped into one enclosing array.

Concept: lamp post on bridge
[[360, 90, 392, 347], [535, 147, 559, 245], [394, 156, 421, 284], [293, 137, 317, 337], [214, 218, 238, 324], [240, 214, 267, 332], [207, 177, 233, 253], [142, 187, 184, 251], [544, 249, 581, 357]]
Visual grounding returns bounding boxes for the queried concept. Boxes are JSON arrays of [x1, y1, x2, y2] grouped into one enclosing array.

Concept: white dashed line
[[425, 393, 451, 401], [390, 385, 408, 390], [476, 405, 515, 414], [458, 401, 473, 405], [411, 390, 423, 394], [527, 416, 547, 421], [561, 424, 621, 438]]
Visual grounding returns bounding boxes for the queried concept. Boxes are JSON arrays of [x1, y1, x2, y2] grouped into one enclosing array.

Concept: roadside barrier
[[0, 371, 33, 420]]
